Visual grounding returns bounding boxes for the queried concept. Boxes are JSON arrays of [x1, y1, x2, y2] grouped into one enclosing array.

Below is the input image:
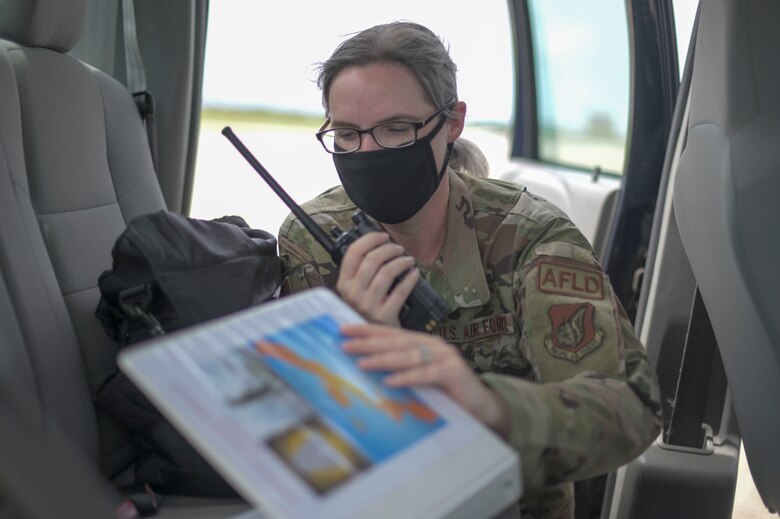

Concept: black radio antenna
[[221, 126, 337, 254], [222, 126, 449, 333]]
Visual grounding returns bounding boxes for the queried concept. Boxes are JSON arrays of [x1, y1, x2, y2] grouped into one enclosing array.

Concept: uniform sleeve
[[481, 220, 662, 491], [277, 214, 339, 295]]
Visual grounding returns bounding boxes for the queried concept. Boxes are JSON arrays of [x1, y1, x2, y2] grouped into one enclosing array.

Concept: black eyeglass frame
[[315, 99, 456, 154]]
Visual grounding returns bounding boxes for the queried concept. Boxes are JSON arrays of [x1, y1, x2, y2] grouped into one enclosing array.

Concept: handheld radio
[[222, 126, 450, 333]]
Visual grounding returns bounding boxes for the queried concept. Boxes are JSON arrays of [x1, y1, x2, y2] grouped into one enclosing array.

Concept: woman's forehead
[[327, 63, 434, 124]]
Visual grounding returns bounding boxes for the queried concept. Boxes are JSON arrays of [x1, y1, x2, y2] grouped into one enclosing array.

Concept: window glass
[[673, 0, 699, 77], [527, 0, 630, 174], [191, 1, 513, 234]]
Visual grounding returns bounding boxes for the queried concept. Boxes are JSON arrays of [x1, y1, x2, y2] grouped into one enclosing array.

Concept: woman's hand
[[342, 323, 510, 438], [336, 232, 419, 326]]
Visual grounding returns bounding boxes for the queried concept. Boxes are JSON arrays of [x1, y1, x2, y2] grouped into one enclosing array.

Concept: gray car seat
[[0, 0, 253, 516], [0, 271, 119, 518], [674, 0, 780, 513]]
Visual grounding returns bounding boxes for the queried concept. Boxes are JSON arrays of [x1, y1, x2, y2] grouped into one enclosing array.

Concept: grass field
[[201, 107, 323, 129]]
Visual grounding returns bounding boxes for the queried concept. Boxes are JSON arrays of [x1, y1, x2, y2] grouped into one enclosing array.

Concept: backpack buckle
[[118, 285, 165, 337]]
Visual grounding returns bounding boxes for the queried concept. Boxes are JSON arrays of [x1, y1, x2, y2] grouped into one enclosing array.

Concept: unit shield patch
[[544, 302, 604, 362]]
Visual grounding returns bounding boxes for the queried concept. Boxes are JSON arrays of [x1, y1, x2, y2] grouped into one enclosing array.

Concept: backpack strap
[[118, 284, 165, 338]]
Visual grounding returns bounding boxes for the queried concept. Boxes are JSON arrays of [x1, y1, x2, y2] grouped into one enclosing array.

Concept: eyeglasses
[[315, 100, 455, 154]]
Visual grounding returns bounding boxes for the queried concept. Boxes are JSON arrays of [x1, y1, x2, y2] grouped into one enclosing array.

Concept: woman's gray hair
[[317, 21, 488, 178], [316, 21, 458, 117]]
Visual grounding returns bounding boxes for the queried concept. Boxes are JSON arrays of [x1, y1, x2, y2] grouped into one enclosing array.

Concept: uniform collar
[[423, 171, 491, 311]]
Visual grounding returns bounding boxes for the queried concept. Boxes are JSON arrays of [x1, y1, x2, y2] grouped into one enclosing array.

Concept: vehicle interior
[[0, 0, 777, 518]]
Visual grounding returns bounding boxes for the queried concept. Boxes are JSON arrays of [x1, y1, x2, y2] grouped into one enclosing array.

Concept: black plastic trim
[[600, 0, 680, 322], [181, 0, 209, 215], [508, 0, 538, 159]]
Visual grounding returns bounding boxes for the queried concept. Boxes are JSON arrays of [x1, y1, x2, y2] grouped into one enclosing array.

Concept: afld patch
[[544, 302, 604, 362], [537, 261, 604, 300]]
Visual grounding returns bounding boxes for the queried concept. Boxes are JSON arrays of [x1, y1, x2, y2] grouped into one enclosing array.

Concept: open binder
[[119, 288, 521, 518]]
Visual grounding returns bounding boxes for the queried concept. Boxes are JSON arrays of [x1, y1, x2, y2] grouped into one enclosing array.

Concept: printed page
[[119, 288, 518, 519]]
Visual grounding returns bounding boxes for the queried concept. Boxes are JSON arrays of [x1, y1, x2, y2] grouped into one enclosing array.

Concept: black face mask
[[333, 117, 452, 224]]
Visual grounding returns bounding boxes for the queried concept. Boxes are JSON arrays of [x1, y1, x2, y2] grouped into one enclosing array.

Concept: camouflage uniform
[[278, 170, 663, 518]]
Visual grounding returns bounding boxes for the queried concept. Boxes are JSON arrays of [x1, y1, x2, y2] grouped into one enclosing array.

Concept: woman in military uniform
[[277, 21, 662, 518]]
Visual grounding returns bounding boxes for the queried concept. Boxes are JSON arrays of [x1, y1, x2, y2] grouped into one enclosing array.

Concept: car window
[[190, 1, 513, 234], [527, 0, 630, 175], [673, 0, 699, 77]]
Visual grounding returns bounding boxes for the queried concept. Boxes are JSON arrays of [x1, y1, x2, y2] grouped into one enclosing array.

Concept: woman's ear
[[447, 101, 467, 142]]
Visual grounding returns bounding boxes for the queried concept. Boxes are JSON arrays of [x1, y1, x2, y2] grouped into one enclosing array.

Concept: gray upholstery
[[0, 40, 100, 462], [0, 35, 166, 474], [0, 0, 87, 52], [674, 0, 780, 512], [0, 0, 254, 516], [0, 310, 119, 519]]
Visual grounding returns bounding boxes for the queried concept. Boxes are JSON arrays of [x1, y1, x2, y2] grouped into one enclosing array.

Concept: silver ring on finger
[[417, 343, 432, 365]]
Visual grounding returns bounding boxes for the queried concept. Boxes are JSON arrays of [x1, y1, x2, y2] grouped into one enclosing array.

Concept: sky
[[191, 0, 702, 234], [201, 1, 514, 124], [201, 0, 700, 130]]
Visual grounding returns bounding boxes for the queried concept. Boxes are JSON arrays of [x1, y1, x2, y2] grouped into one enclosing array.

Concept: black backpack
[[95, 210, 282, 499]]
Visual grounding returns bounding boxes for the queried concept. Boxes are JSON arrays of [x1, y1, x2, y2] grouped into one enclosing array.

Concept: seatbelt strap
[[121, 0, 158, 171], [665, 287, 726, 449]]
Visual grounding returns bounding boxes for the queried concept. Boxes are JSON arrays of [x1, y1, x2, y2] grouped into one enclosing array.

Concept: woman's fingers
[[342, 324, 429, 352], [356, 341, 437, 371], [335, 232, 419, 325], [337, 232, 390, 280], [383, 357, 457, 387], [381, 265, 419, 313], [350, 244, 408, 297], [338, 235, 401, 299], [354, 255, 414, 309], [342, 324, 511, 438], [343, 328, 453, 378], [341, 322, 401, 337]]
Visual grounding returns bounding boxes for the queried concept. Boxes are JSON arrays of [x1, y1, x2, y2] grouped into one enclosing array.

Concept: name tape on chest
[[537, 261, 604, 300], [438, 313, 515, 343]]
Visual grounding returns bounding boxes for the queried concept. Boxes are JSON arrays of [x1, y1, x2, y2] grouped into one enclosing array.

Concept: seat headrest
[[0, 0, 87, 53]]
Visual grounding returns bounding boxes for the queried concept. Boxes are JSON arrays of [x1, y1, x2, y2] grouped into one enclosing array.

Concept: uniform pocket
[[281, 263, 324, 295]]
